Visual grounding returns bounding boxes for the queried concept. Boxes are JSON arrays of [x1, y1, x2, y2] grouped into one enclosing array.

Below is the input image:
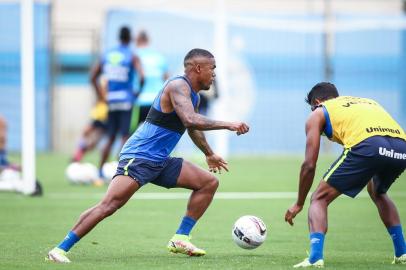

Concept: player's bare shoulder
[[306, 107, 326, 132], [166, 78, 190, 97], [161, 78, 192, 113]]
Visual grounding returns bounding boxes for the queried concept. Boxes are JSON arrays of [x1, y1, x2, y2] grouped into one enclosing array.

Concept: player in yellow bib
[[285, 82, 406, 267], [71, 89, 108, 163]]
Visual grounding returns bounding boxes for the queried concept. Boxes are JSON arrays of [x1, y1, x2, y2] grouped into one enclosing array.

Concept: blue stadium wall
[[0, 3, 50, 152]]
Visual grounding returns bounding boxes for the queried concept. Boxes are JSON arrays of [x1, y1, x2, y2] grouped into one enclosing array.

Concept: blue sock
[[99, 168, 104, 178], [175, 216, 196, 236], [57, 231, 80, 252], [0, 150, 9, 166], [309, 232, 325, 263], [388, 225, 406, 257]]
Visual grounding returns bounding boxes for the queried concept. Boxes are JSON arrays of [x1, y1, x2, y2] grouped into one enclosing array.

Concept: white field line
[[44, 191, 406, 200]]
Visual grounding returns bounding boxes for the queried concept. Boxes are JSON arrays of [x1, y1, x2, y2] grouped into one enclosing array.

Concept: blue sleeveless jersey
[[102, 45, 134, 110], [120, 76, 199, 162]]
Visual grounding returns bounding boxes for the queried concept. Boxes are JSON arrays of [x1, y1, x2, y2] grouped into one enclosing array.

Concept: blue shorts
[[324, 136, 406, 198], [92, 120, 107, 130], [107, 109, 132, 138], [113, 157, 183, 188]]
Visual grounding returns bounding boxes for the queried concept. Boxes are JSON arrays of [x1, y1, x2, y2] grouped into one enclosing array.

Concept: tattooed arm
[[168, 80, 249, 134], [188, 128, 229, 173], [188, 129, 213, 156], [187, 96, 214, 156]]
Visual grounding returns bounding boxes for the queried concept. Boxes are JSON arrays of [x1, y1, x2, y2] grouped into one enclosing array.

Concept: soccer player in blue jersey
[[90, 26, 145, 180], [285, 82, 406, 267], [131, 30, 169, 130], [47, 48, 250, 263]]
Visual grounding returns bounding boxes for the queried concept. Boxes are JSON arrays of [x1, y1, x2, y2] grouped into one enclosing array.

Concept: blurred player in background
[[130, 30, 169, 132], [285, 82, 406, 267], [47, 48, 249, 263], [0, 115, 9, 168], [0, 115, 42, 196], [90, 26, 144, 181], [71, 78, 108, 163]]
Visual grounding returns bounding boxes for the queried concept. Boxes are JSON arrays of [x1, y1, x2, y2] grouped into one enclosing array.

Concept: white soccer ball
[[65, 162, 82, 184], [102, 161, 118, 181], [232, 215, 267, 249], [66, 162, 98, 184], [81, 162, 99, 183], [0, 168, 21, 182]]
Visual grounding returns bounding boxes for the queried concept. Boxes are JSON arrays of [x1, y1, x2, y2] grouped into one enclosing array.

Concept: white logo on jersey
[[104, 64, 129, 82]]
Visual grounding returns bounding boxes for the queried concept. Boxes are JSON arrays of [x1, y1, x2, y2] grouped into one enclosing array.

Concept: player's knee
[[310, 191, 321, 203], [371, 192, 387, 205], [310, 190, 328, 205], [311, 182, 339, 205], [206, 175, 219, 192], [310, 195, 318, 206]]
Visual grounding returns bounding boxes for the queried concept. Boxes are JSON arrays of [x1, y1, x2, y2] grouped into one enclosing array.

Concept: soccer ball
[[0, 168, 21, 181], [65, 162, 98, 184], [232, 215, 267, 249], [101, 160, 119, 181]]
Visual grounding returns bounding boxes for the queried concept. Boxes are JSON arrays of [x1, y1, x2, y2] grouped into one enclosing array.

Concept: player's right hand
[[228, 122, 249, 135]]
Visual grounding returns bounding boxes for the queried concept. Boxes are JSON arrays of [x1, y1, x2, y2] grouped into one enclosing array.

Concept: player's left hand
[[285, 203, 303, 226], [206, 154, 228, 174]]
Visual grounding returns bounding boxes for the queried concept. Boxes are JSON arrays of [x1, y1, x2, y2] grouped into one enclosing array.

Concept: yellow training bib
[[90, 102, 108, 122], [321, 96, 405, 148]]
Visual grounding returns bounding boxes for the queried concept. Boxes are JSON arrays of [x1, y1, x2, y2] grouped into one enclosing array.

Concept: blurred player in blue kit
[[47, 48, 249, 263], [89, 26, 145, 180]]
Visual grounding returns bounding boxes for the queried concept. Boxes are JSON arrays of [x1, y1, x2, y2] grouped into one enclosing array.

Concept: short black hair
[[184, 48, 214, 67], [119, 26, 131, 44], [305, 82, 339, 105]]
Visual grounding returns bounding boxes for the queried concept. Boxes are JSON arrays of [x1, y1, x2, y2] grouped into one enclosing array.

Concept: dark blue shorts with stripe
[[324, 136, 406, 198], [113, 157, 183, 189]]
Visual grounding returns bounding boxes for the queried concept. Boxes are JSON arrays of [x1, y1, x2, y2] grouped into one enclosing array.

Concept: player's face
[[199, 58, 216, 90]]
